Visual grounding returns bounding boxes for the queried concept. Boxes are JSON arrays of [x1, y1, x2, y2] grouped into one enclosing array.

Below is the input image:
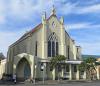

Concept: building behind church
[[5, 7, 86, 80]]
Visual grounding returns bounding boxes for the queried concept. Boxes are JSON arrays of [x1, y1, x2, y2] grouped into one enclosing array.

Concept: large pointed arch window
[[48, 32, 58, 57]]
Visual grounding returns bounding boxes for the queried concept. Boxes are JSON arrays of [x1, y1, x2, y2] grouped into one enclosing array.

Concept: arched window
[[68, 45, 70, 60], [48, 32, 58, 57]]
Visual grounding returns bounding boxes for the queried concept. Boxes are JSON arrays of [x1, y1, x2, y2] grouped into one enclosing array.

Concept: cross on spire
[[51, 5, 56, 15]]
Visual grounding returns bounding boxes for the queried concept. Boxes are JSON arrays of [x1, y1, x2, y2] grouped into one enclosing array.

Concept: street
[[0, 80, 100, 86]]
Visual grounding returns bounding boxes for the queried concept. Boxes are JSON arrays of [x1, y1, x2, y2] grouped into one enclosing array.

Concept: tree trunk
[[57, 66, 60, 82]]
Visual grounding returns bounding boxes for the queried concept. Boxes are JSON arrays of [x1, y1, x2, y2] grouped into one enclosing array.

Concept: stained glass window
[[48, 32, 58, 57]]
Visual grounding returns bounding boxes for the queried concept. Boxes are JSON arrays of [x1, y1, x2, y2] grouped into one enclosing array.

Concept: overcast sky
[[0, 0, 100, 56]]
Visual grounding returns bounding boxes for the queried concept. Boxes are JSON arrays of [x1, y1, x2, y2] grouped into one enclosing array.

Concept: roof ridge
[[10, 14, 59, 47]]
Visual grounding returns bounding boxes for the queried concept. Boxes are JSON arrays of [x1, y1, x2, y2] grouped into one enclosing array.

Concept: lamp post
[[41, 63, 45, 84], [34, 64, 37, 84]]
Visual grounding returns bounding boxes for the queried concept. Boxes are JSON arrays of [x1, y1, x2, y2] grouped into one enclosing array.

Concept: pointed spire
[[51, 5, 56, 15], [60, 16, 64, 25], [42, 11, 46, 20], [42, 11, 46, 24]]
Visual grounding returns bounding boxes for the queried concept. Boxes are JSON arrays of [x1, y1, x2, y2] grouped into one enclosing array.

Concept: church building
[[6, 7, 85, 80]]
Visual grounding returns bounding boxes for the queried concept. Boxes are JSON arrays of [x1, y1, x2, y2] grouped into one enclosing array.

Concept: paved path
[[0, 80, 100, 86]]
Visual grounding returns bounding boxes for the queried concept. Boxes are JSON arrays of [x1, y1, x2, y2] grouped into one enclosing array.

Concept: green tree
[[79, 57, 98, 80], [50, 55, 66, 81]]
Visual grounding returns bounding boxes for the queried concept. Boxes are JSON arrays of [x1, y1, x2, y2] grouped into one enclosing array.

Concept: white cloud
[[0, 0, 54, 23], [0, 0, 100, 56], [67, 23, 90, 30], [66, 23, 100, 30], [58, 3, 100, 15], [77, 4, 100, 14], [58, 2, 78, 15], [0, 0, 100, 24], [0, 31, 19, 57], [0, 26, 33, 57], [9, 0, 54, 18], [9, 0, 36, 19], [79, 42, 100, 55], [0, 16, 6, 24], [0, 0, 54, 56], [0, 0, 6, 24]]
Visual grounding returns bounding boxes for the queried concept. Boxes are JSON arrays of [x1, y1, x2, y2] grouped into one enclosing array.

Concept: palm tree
[[79, 57, 98, 80], [50, 55, 66, 81]]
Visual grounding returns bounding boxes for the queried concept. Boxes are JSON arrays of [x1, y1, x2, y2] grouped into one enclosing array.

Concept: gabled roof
[[19, 14, 57, 39], [19, 23, 42, 41], [10, 13, 73, 48], [10, 14, 59, 47]]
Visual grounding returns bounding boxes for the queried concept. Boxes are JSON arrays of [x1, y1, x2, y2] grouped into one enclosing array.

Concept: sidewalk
[[25, 79, 95, 85], [0, 79, 99, 85]]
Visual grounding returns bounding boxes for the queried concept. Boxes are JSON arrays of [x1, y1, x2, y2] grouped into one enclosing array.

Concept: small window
[[77, 48, 78, 52], [35, 41, 37, 56], [56, 42, 58, 55], [73, 65, 77, 72], [68, 46, 70, 59], [52, 21, 55, 28]]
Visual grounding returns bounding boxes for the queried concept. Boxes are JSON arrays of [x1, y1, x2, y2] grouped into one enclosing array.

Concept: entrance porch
[[38, 60, 86, 80]]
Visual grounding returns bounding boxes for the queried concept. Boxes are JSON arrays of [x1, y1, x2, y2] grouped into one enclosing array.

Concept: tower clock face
[[52, 21, 56, 28]]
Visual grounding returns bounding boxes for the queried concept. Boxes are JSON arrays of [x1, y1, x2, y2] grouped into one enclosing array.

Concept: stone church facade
[[6, 7, 85, 80]]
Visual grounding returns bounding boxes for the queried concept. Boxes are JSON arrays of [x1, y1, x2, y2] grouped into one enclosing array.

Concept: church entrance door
[[16, 58, 31, 80], [24, 62, 31, 80]]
